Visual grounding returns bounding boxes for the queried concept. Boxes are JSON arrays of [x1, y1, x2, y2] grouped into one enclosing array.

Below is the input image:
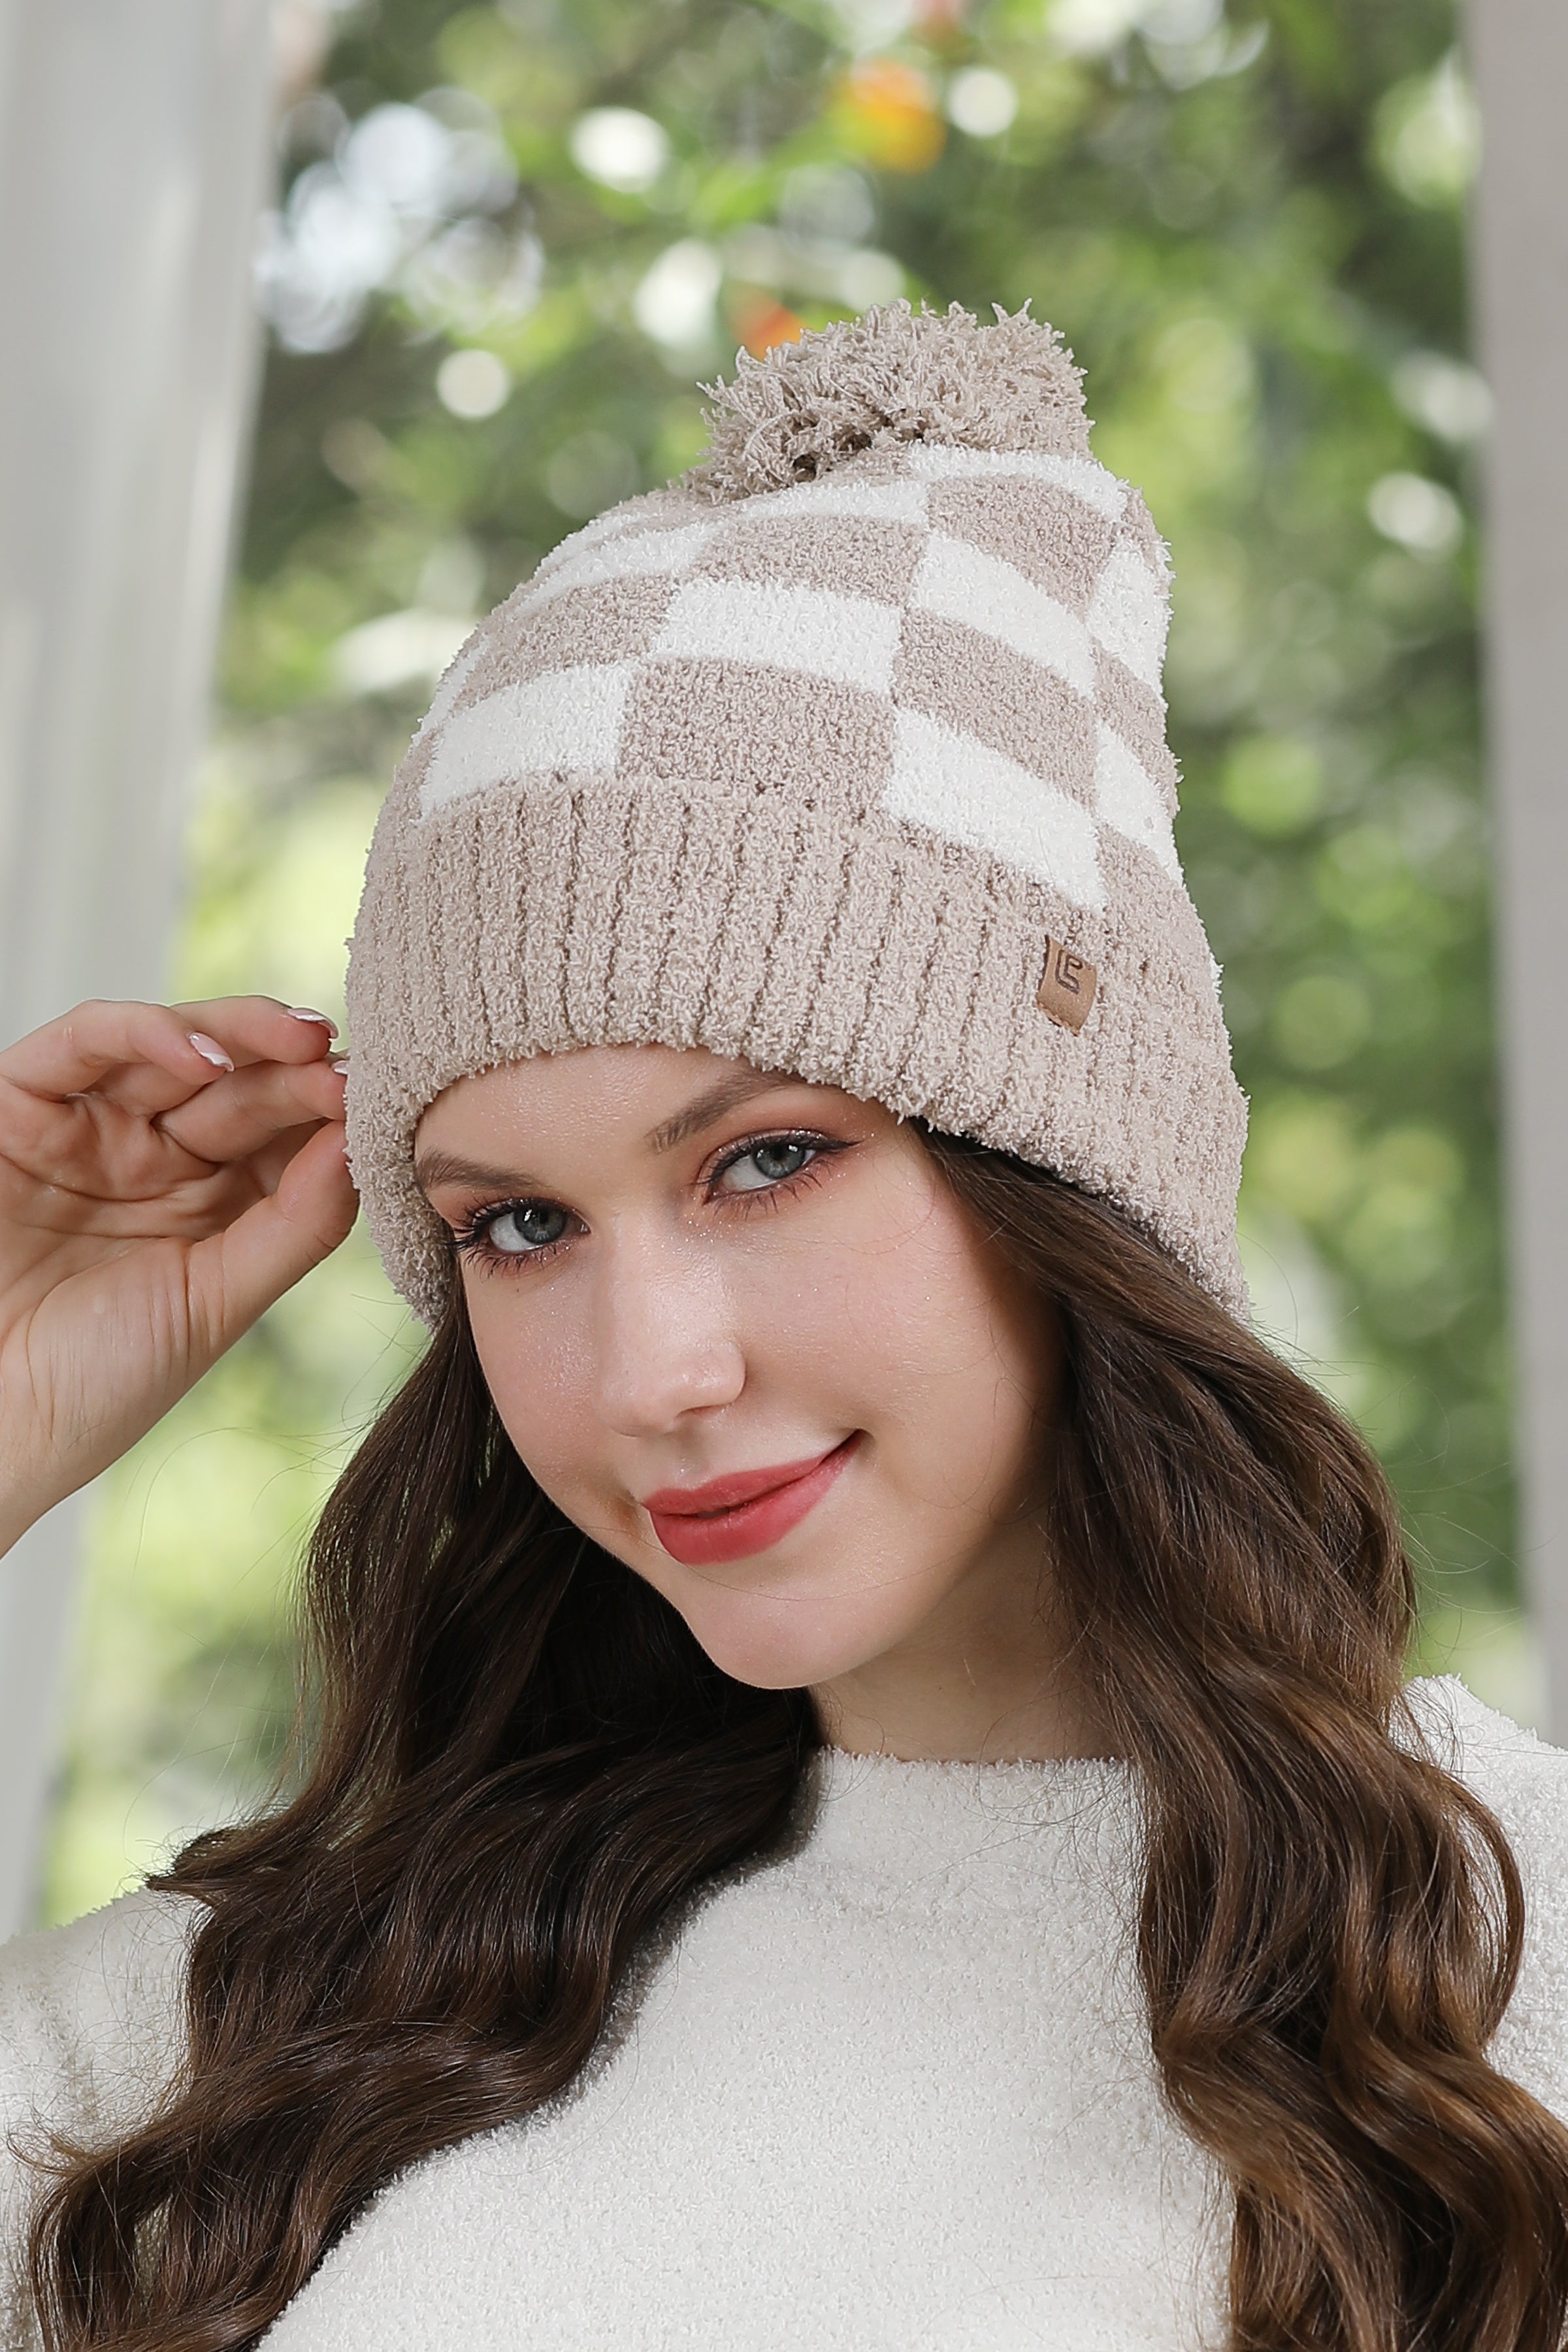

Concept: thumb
[[191, 1124, 359, 1358]]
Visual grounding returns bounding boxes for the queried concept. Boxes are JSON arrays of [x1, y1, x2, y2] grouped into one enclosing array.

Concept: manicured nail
[[187, 1032, 233, 1071], [329, 1053, 351, 1073], [286, 1006, 336, 1030]]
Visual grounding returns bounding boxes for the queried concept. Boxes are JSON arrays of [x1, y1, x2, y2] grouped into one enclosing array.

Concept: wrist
[[0, 1505, 38, 1560], [0, 1468, 65, 1561]]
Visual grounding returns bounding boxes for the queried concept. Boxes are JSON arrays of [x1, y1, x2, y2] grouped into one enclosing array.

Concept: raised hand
[[0, 998, 359, 1553]]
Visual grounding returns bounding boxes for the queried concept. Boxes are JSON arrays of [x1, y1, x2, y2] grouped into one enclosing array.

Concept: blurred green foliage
[[43, 0, 1531, 1922]]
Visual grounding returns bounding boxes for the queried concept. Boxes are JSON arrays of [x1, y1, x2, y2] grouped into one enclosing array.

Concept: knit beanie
[[344, 301, 1249, 1323]]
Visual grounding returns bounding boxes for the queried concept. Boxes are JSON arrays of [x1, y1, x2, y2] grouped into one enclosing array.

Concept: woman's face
[[416, 1045, 1073, 1756]]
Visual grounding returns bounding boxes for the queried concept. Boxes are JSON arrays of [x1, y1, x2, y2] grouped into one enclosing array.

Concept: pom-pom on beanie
[[345, 301, 1249, 1322]]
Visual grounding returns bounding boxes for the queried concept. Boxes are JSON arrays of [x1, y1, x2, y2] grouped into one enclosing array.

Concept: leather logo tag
[[1036, 939, 1097, 1032]]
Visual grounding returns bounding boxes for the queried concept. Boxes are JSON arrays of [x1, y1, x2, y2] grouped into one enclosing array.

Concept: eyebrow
[[412, 1149, 542, 1197], [642, 1066, 794, 1155], [412, 1067, 804, 1199]]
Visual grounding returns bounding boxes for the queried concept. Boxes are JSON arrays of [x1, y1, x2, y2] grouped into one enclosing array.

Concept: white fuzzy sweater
[[5, 1677, 1568, 2351]]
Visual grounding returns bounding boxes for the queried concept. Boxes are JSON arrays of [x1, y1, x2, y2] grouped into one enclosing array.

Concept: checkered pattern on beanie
[[414, 446, 1178, 904], [345, 304, 1249, 1324]]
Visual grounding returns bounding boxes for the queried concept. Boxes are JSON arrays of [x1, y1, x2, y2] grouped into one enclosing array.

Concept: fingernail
[[187, 1032, 234, 1071], [286, 1006, 336, 1030], [329, 1053, 351, 1073]]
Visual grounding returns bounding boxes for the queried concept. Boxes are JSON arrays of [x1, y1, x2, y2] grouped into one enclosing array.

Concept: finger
[[154, 1058, 347, 1167], [90, 997, 341, 1117], [243, 1118, 336, 1201], [0, 1000, 240, 1105], [0, 1060, 344, 1229], [169, 996, 340, 1071], [187, 1122, 359, 1355]]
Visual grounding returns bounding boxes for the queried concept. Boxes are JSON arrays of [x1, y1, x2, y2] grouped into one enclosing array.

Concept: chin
[[671, 1584, 895, 1694]]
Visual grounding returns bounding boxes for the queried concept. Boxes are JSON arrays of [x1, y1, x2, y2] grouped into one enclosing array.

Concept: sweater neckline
[[796, 1676, 1482, 1884], [818, 1741, 1126, 1771], [800, 1739, 1137, 1882]]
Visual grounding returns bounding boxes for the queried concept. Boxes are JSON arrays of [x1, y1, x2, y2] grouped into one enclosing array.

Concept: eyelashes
[[450, 1129, 850, 1275]]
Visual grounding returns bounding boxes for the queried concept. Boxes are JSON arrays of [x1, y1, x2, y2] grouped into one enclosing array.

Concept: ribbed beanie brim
[[345, 302, 1249, 1322]]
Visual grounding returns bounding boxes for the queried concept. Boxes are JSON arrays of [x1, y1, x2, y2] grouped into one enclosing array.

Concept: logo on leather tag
[[1036, 939, 1097, 1032]]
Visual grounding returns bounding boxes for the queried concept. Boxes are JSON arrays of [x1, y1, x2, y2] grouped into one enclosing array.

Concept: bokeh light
[[947, 68, 1019, 138], [569, 107, 670, 194], [436, 346, 512, 417]]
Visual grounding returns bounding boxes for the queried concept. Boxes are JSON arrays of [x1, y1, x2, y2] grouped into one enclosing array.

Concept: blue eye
[[718, 1138, 816, 1194], [483, 1202, 568, 1254]]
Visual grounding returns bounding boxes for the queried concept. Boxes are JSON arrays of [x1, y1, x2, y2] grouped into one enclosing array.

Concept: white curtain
[[1470, 0, 1568, 1733], [0, 0, 276, 1936]]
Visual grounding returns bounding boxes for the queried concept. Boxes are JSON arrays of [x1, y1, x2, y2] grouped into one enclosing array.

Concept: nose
[[590, 1231, 745, 1437]]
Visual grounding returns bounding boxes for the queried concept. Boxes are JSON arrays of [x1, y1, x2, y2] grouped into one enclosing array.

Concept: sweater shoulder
[[1401, 1672, 1568, 1876], [0, 1884, 193, 2131], [1404, 1674, 1568, 2115], [1401, 1671, 1568, 1827], [0, 1887, 194, 2351]]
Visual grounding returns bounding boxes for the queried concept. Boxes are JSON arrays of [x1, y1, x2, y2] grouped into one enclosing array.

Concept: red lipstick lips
[[641, 1435, 860, 1567]]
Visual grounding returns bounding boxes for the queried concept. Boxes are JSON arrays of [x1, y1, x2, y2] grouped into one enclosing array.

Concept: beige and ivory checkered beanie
[[345, 301, 1249, 1322]]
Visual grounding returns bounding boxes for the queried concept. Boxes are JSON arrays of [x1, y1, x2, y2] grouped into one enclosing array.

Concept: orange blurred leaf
[[832, 59, 947, 174], [728, 291, 807, 357]]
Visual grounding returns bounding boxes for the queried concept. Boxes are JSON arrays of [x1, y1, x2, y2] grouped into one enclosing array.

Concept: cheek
[[798, 1196, 1052, 1503], [463, 1279, 595, 1483]]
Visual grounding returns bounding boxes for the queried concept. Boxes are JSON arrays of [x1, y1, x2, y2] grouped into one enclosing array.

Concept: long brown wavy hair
[[29, 1129, 1568, 2351]]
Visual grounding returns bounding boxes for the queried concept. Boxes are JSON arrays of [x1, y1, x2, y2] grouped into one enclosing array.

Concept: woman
[[3, 301, 1567, 2352]]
